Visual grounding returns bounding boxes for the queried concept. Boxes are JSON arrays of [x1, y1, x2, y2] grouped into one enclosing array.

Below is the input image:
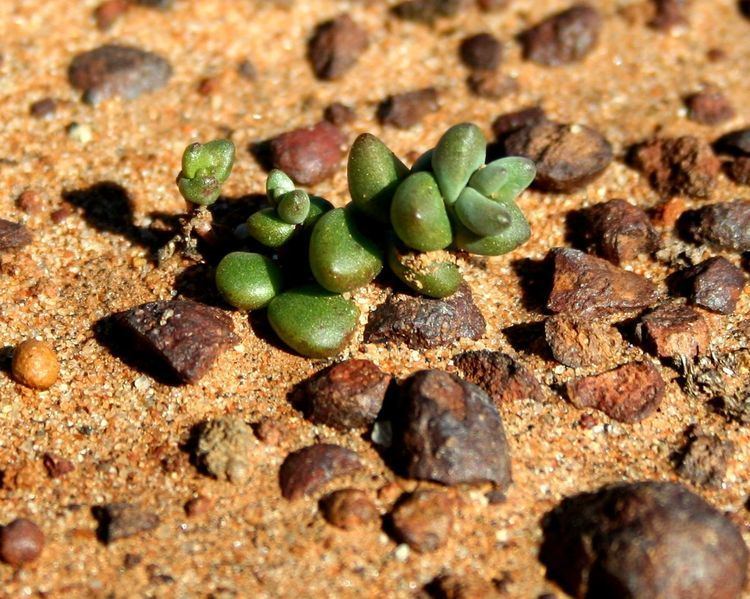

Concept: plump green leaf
[[246, 207, 297, 248], [469, 157, 536, 202], [453, 187, 512, 237], [431, 123, 486, 205], [215, 252, 283, 311], [277, 190, 311, 225], [387, 240, 462, 298], [390, 172, 453, 251]]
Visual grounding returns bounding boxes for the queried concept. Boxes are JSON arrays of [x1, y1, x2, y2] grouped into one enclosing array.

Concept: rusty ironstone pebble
[[518, 4, 601, 66], [400, 370, 512, 488], [94, 0, 130, 31], [676, 427, 734, 488], [685, 87, 735, 126], [323, 102, 356, 127], [503, 120, 613, 192], [320, 489, 380, 529], [11, 340, 59, 390], [629, 136, 720, 199], [389, 490, 455, 552], [650, 0, 690, 30], [193, 418, 257, 484], [681, 257, 746, 315], [279, 444, 362, 500], [0, 218, 32, 252], [391, 0, 464, 24], [42, 452, 75, 479], [544, 314, 623, 368], [540, 481, 748, 599], [269, 121, 346, 185], [113, 299, 236, 384], [459, 33, 502, 70], [466, 71, 518, 99], [428, 573, 502, 598], [727, 157, 750, 185], [377, 87, 439, 129], [547, 248, 658, 317], [492, 106, 547, 139], [584, 199, 659, 264], [0, 519, 44, 567], [636, 302, 709, 358], [93, 503, 160, 543], [683, 200, 750, 252], [29, 97, 56, 119], [453, 349, 544, 403], [566, 361, 665, 422], [308, 14, 369, 80], [68, 44, 172, 105], [184, 496, 213, 517], [300, 359, 391, 430], [364, 284, 485, 350]]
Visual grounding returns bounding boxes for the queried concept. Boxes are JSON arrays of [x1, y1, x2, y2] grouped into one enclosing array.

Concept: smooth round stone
[[387, 243, 462, 298], [391, 172, 453, 252], [469, 157, 536, 202], [303, 195, 334, 229], [454, 187, 511, 237], [267, 285, 359, 358], [246, 207, 297, 248], [309, 207, 383, 293], [215, 252, 283, 310], [453, 198, 531, 255], [348, 133, 409, 222], [431, 123, 486, 205], [277, 190, 310, 225]]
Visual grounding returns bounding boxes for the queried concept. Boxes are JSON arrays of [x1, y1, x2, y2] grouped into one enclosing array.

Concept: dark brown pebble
[[518, 4, 601, 66], [685, 87, 735, 126], [320, 489, 380, 530], [29, 98, 56, 119], [391, 0, 464, 24], [584, 199, 659, 264], [466, 71, 518, 99], [184, 496, 213, 517], [629, 135, 720, 199], [16, 189, 44, 215], [492, 106, 547, 139], [715, 128, 750, 156], [540, 481, 748, 599], [123, 553, 142, 569], [196, 76, 220, 96], [459, 33, 502, 70], [503, 120, 613, 192], [547, 248, 658, 317], [364, 284, 485, 350], [68, 44, 172, 105], [727, 157, 750, 185], [0, 519, 44, 566], [428, 573, 502, 598], [93, 503, 160, 543], [566, 361, 665, 422], [237, 59, 257, 81], [681, 257, 746, 315], [400, 370, 512, 488], [635, 302, 709, 358], [94, 0, 130, 30], [113, 299, 236, 384], [279, 444, 362, 501], [544, 314, 623, 368], [676, 427, 734, 488], [0, 219, 32, 252], [50, 204, 73, 224], [650, 0, 690, 31], [298, 359, 391, 430], [308, 14, 369, 80], [42, 452, 75, 478], [683, 200, 750, 252], [453, 349, 544, 403], [323, 102, 356, 127], [377, 87, 439, 129], [389, 490, 455, 552], [269, 121, 346, 185]]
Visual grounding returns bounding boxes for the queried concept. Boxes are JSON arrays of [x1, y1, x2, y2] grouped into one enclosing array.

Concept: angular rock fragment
[[545, 314, 623, 368], [453, 350, 544, 403], [682, 200, 750, 252], [193, 417, 256, 484], [636, 302, 709, 358], [459, 33, 502, 70], [279, 444, 362, 500], [680, 257, 746, 315], [389, 490, 455, 552], [269, 121, 346, 185], [727, 157, 750, 185], [93, 503, 160, 543], [377, 88, 439, 129], [308, 14, 369, 80], [685, 87, 735, 126], [320, 489, 380, 530], [518, 4, 601, 66], [650, 0, 690, 31], [492, 106, 546, 139], [584, 199, 659, 264], [0, 219, 32, 252]]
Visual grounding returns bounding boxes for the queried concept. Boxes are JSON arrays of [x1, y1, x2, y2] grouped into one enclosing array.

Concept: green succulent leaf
[[452, 196, 531, 256], [453, 187, 512, 237], [277, 189, 311, 225], [469, 157, 536, 202], [390, 172, 453, 252], [303, 195, 334, 229], [347, 133, 409, 223], [177, 139, 235, 206], [387, 240, 462, 298], [215, 252, 283, 311], [246, 207, 297, 248], [431, 123, 486, 205], [266, 169, 295, 204]]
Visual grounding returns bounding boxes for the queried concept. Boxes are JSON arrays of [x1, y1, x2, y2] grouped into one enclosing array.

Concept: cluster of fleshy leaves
[[177, 124, 536, 358]]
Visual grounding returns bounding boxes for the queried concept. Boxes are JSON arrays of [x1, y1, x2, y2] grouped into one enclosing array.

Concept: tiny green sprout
[[277, 190, 311, 225], [177, 139, 235, 206], [266, 169, 295, 204]]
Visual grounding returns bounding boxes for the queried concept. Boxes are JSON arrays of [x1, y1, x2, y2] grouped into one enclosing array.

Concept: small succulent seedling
[[205, 122, 535, 360]]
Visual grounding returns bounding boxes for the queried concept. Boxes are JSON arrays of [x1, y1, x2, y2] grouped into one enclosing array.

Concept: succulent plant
[[177, 139, 235, 206], [203, 123, 534, 359]]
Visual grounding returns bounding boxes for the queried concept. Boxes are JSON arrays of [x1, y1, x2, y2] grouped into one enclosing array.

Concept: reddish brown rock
[[428, 573, 502, 598], [540, 482, 748, 599], [320, 489, 380, 530], [492, 106, 546, 139], [544, 314, 623, 368], [650, 0, 690, 31], [93, 503, 160, 543], [453, 350, 544, 403], [727, 157, 750, 185], [389, 490, 455, 552], [364, 285, 485, 350], [299, 359, 391, 430], [269, 121, 346, 185], [184, 496, 213, 518], [629, 136, 720, 199], [29, 98, 56, 119], [459, 33, 502, 70], [503, 120, 613, 192], [279, 444, 362, 501], [42, 453, 75, 479], [682, 257, 746, 315], [684, 200, 750, 252], [323, 102, 356, 127], [477, 0, 510, 9], [94, 0, 130, 30], [547, 248, 658, 317], [636, 302, 710, 358], [567, 361, 665, 422], [377, 87, 439, 129], [308, 14, 369, 80], [685, 87, 735, 126], [113, 300, 236, 384], [0, 519, 44, 567], [676, 427, 734, 488], [400, 370, 512, 488], [584, 199, 659, 264], [466, 71, 518, 99], [68, 44, 172, 104], [518, 4, 601, 66], [0, 219, 32, 252]]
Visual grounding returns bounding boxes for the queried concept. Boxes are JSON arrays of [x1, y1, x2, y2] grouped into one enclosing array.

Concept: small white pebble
[[394, 544, 410, 562], [66, 122, 92, 144]]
